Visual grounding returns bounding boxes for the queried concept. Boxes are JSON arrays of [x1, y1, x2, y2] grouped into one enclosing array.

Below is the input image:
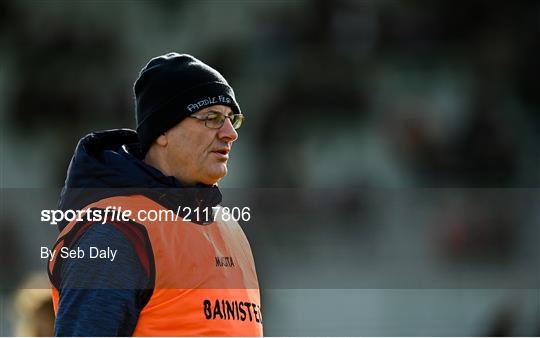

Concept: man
[[47, 53, 263, 336]]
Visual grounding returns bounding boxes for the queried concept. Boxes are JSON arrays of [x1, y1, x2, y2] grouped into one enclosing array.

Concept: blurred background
[[0, 0, 539, 336]]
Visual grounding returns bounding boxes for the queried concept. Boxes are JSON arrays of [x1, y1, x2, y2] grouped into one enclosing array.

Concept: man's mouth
[[211, 148, 230, 159], [213, 148, 230, 155]]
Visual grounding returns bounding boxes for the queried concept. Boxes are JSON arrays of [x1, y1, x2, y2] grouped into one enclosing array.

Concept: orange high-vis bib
[[48, 195, 263, 336]]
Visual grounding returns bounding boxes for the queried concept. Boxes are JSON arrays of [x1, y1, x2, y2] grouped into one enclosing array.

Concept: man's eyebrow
[[205, 109, 233, 116]]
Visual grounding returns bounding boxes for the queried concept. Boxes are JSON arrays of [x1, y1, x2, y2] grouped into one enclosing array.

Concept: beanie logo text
[[187, 95, 232, 113]]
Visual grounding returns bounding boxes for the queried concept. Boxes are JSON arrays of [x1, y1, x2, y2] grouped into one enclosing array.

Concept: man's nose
[[217, 117, 238, 142]]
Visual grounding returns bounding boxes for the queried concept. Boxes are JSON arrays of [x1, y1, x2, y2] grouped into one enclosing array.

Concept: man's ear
[[156, 133, 168, 147]]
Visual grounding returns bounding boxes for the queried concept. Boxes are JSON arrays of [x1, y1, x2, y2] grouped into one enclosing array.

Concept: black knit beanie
[[134, 53, 241, 155]]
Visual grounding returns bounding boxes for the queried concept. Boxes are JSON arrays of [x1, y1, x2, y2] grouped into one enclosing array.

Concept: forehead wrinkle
[[198, 105, 233, 117]]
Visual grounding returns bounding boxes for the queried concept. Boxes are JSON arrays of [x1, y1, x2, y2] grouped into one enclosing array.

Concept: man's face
[[164, 104, 239, 185]]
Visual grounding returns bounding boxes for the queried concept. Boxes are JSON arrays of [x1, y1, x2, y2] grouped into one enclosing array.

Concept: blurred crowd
[[0, 0, 538, 336]]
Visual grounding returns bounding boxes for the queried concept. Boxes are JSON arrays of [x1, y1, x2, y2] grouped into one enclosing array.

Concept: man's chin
[[200, 167, 227, 185]]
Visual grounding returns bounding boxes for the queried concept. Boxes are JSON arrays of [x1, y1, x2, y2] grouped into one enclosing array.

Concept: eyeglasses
[[189, 112, 244, 129]]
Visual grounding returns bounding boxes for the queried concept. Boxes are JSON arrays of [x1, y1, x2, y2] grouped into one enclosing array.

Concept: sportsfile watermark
[[2, 188, 540, 289], [40, 205, 252, 225]]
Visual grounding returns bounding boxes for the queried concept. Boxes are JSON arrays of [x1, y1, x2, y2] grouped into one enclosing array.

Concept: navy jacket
[[54, 129, 221, 336]]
